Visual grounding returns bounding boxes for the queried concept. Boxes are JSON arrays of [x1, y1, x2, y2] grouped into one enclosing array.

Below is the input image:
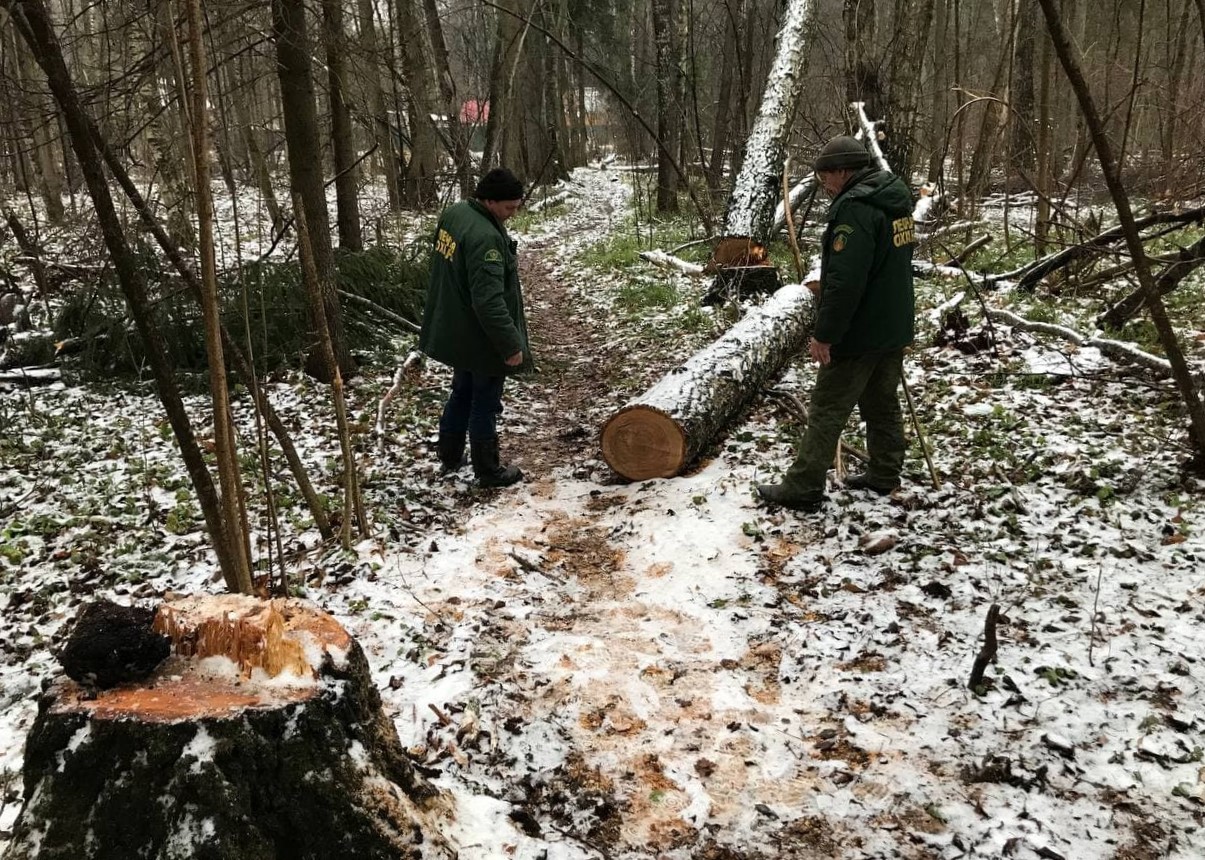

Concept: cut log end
[[601, 406, 687, 481]]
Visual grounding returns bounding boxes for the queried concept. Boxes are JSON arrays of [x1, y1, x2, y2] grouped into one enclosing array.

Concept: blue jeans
[[439, 370, 505, 442]]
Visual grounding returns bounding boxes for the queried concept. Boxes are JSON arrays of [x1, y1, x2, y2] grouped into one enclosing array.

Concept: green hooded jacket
[[813, 168, 916, 357], [419, 199, 530, 376]]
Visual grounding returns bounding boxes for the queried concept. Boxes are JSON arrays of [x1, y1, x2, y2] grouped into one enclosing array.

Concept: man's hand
[[809, 338, 831, 366], [504, 350, 524, 367]]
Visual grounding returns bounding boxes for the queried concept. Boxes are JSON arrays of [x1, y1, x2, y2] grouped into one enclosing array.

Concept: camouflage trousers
[[779, 349, 907, 495]]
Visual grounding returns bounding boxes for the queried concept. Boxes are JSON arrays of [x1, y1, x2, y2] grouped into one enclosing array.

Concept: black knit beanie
[[474, 168, 524, 201], [814, 136, 871, 172]]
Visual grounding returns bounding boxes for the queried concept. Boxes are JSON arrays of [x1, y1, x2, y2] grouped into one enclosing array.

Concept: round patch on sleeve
[[483, 248, 503, 263], [832, 235, 847, 252]]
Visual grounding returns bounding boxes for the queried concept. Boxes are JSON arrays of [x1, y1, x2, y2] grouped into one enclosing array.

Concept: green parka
[[813, 169, 916, 357], [419, 200, 530, 376]]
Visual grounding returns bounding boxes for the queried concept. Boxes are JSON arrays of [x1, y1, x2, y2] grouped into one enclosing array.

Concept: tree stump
[[600, 283, 813, 480], [4, 595, 453, 860]]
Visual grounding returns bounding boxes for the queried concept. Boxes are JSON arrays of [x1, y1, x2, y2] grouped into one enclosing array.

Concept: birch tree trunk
[[721, 0, 813, 241], [601, 285, 815, 480]]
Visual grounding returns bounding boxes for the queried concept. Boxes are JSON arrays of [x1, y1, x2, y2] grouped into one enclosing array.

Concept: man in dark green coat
[[757, 136, 916, 512], [419, 168, 530, 487]]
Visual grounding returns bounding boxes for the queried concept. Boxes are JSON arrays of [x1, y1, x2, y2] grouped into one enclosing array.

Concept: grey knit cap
[[814, 136, 871, 171]]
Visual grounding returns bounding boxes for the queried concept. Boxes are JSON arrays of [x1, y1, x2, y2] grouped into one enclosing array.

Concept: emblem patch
[[483, 248, 503, 263], [831, 223, 854, 253]]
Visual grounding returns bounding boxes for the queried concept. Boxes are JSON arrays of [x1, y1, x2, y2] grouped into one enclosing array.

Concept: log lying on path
[[5, 594, 453, 860], [601, 283, 813, 480]]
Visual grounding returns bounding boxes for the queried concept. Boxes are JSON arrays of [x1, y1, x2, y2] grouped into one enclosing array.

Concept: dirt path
[[504, 213, 626, 480]]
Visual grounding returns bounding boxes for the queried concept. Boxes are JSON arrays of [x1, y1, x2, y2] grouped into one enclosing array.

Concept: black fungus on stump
[[57, 599, 171, 688]]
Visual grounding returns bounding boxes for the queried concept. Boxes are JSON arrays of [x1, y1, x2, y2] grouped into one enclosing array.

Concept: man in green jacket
[[757, 136, 916, 512], [419, 168, 530, 487]]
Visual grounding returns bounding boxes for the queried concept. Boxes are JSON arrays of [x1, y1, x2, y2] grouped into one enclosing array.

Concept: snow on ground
[[2, 167, 1205, 858]]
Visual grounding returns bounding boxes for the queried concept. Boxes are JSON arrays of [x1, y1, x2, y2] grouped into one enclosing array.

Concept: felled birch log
[[601, 284, 814, 480]]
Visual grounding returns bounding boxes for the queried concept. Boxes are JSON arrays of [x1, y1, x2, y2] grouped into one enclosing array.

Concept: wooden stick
[[900, 366, 939, 489], [968, 603, 1000, 691], [781, 160, 805, 282]]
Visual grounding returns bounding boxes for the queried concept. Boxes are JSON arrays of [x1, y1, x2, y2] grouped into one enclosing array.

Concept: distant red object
[[460, 100, 489, 123]]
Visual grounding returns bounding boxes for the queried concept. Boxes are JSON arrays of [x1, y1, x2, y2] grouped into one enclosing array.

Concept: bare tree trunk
[[356, 0, 401, 211], [423, 0, 473, 195], [186, 0, 253, 594], [271, 0, 356, 382], [927, 0, 951, 182], [2, 0, 246, 591], [652, 0, 681, 211], [707, 0, 742, 193], [1010, 0, 1038, 174], [1160, 0, 1191, 194], [12, 31, 64, 222], [324, 0, 363, 251], [294, 197, 368, 547], [1037, 0, 1205, 465], [1034, 23, 1054, 253], [394, 0, 441, 204]]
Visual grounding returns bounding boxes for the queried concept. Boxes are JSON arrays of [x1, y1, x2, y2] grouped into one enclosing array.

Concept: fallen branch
[[1005, 206, 1205, 291], [638, 250, 705, 276], [987, 306, 1205, 383], [375, 350, 423, 448], [336, 289, 421, 333], [1097, 234, 1205, 329], [765, 387, 869, 463], [942, 235, 993, 266], [526, 189, 572, 213]]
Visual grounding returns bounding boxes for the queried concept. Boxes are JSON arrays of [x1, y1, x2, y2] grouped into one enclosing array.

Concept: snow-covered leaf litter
[[2, 166, 1205, 858]]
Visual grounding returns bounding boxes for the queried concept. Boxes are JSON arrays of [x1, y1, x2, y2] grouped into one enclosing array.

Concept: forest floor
[[2, 166, 1205, 859]]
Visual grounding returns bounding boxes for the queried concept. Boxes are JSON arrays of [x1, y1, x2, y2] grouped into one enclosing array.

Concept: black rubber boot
[[755, 483, 824, 512], [843, 473, 899, 495], [470, 437, 523, 488], [437, 431, 467, 472]]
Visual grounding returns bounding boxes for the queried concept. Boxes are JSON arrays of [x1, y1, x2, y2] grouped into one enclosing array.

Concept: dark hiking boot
[[437, 432, 468, 472], [843, 473, 899, 495], [470, 437, 523, 488], [755, 483, 824, 512]]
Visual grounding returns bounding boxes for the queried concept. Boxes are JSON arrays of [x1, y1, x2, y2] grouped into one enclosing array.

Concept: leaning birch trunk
[[703, 0, 812, 303], [721, 0, 813, 243], [601, 284, 814, 480]]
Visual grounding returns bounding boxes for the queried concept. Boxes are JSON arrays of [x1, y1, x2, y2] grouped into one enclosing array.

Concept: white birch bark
[[722, 0, 814, 241], [639, 250, 705, 276]]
